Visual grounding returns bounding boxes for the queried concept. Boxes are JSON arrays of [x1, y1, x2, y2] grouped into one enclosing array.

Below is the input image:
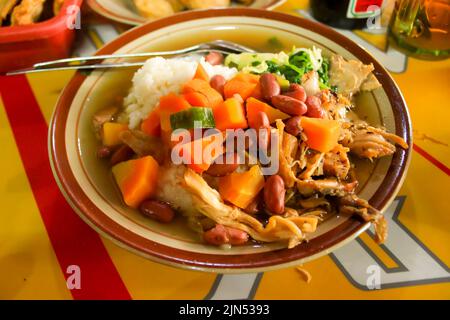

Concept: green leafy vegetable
[[289, 51, 314, 75], [317, 57, 330, 89], [266, 60, 279, 73], [224, 46, 331, 89], [224, 52, 289, 74], [277, 65, 302, 83]]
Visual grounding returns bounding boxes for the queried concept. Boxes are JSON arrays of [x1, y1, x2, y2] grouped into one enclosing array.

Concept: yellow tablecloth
[[0, 0, 449, 300]]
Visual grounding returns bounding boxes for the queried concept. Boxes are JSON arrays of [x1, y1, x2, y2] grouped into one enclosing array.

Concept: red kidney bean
[[210, 75, 226, 96], [206, 152, 240, 177], [264, 175, 285, 215], [97, 145, 111, 159], [226, 227, 249, 245], [203, 225, 229, 245], [260, 73, 281, 101], [284, 83, 307, 102], [251, 111, 271, 151], [251, 111, 270, 129], [203, 225, 249, 246], [289, 83, 304, 93], [305, 95, 326, 118], [139, 200, 175, 223], [110, 145, 134, 166], [271, 95, 307, 116], [284, 116, 302, 136], [205, 52, 224, 65]]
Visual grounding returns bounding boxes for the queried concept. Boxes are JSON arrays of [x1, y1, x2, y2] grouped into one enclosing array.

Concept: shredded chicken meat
[[323, 145, 350, 179], [341, 122, 408, 160], [276, 120, 299, 188], [183, 168, 319, 248], [338, 194, 387, 243], [329, 55, 381, 96], [297, 178, 358, 197], [119, 130, 165, 163]]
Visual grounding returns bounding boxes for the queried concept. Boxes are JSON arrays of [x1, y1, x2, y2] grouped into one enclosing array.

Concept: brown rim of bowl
[[50, 8, 412, 271]]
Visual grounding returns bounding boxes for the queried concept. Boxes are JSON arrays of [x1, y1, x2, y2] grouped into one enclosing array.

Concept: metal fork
[[6, 40, 255, 76]]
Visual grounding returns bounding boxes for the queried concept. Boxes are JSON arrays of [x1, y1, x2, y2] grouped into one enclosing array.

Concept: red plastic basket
[[0, 0, 83, 73]]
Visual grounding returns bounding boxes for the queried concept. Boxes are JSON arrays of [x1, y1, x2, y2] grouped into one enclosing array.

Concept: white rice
[[121, 56, 237, 129]]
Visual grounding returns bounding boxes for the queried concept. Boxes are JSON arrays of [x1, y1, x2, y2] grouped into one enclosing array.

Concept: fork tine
[[209, 40, 256, 53]]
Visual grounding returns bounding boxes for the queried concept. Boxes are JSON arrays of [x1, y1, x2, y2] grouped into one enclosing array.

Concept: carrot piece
[[182, 79, 211, 94], [213, 97, 248, 131], [183, 91, 209, 107], [159, 92, 192, 112], [233, 73, 260, 84], [102, 122, 128, 146], [246, 97, 290, 127], [193, 63, 209, 81], [224, 73, 260, 100], [224, 79, 257, 100], [112, 156, 159, 208], [203, 87, 224, 108], [178, 132, 225, 173], [218, 165, 265, 209], [301, 117, 341, 153], [141, 106, 161, 137], [158, 93, 191, 131], [182, 79, 223, 108]]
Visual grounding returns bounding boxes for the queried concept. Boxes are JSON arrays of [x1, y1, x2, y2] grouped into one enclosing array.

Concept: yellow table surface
[[0, 1, 449, 300]]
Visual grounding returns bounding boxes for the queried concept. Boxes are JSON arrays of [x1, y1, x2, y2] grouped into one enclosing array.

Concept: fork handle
[[6, 62, 147, 76], [32, 44, 203, 69]]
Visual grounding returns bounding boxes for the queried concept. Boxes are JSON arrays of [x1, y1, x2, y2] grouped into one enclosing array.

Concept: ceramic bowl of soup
[[50, 8, 412, 272]]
